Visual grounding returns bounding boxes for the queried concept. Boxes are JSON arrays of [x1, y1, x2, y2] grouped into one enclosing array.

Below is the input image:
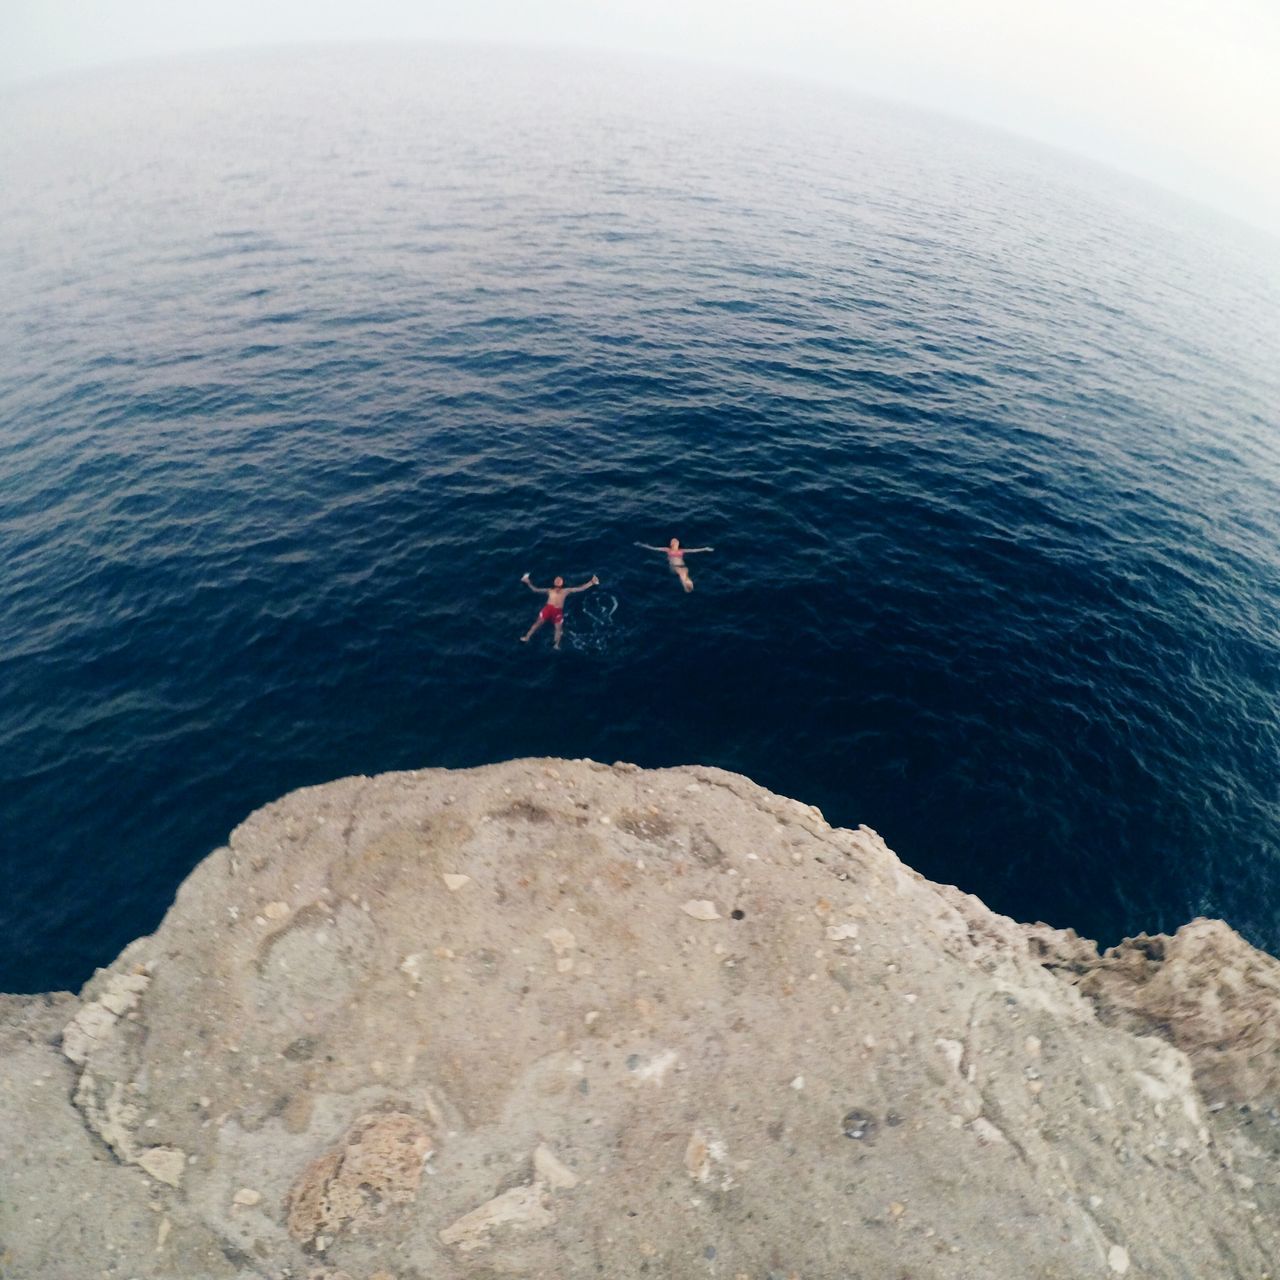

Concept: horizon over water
[[1, 46, 1278, 994]]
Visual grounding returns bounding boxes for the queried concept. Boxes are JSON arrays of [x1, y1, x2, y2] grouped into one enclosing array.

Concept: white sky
[[4, 0, 1279, 235]]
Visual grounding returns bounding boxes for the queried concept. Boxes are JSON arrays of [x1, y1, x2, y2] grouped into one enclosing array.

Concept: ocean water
[[1, 47, 1278, 994]]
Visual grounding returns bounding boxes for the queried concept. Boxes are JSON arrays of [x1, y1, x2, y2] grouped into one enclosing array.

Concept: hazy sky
[[4, 0, 1278, 234]]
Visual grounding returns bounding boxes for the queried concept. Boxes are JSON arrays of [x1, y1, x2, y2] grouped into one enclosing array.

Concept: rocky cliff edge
[[3, 759, 1279, 1279]]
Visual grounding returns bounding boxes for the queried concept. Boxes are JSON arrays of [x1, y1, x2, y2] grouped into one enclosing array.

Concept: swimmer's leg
[[522, 615, 545, 642], [677, 566, 694, 592], [553, 619, 564, 649]]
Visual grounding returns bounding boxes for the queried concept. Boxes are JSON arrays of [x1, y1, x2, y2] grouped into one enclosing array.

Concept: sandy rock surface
[[3, 758, 1279, 1279]]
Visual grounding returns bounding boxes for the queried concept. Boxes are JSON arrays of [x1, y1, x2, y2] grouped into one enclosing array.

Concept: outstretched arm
[[683, 546, 714, 554], [521, 574, 546, 593], [565, 575, 600, 593], [634, 542, 665, 553]]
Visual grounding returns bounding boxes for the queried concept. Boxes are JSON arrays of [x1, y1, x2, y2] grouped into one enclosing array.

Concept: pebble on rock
[[1108, 1244, 1131, 1274], [685, 1131, 711, 1183], [544, 927, 576, 954], [841, 1110, 877, 1141], [534, 1144, 579, 1190], [137, 1146, 186, 1188], [438, 1182, 554, 1252], [969, 1118, 1006, 1146], [681, 900, 721, 921]]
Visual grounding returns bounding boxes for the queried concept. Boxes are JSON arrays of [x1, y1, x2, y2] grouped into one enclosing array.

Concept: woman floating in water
[[636, 538, 714, 593]]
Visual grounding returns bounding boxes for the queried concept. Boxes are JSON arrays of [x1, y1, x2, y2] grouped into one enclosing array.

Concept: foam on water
[[1, 47, 1278, 991]]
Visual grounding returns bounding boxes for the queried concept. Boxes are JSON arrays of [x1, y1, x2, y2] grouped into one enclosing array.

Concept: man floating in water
[[520, 572, 599, 649], [636, 538, 714, 592]]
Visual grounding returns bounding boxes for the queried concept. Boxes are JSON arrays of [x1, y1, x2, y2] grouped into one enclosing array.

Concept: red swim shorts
[[539, 604, 564, 624]]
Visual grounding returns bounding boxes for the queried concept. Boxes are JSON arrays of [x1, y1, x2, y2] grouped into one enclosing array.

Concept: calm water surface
[[1, 48, 1278, 992]]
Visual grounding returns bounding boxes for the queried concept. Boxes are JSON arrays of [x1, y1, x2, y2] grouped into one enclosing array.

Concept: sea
[[1, 46, 1278, 995]]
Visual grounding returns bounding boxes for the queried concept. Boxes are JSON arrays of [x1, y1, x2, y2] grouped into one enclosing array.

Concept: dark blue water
[[2, 47, 1278, 994]]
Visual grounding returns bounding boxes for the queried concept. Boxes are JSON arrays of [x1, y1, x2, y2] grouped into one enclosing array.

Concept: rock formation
[[3, 759, 1278, 1279]]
